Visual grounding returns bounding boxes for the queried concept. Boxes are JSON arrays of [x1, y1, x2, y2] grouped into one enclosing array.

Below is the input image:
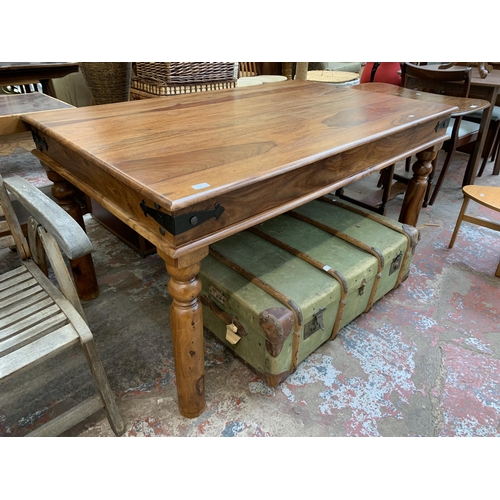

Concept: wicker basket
[[130, 62, 238, 99], [135, 62, 238, 84], [80, 62, 132, 104]]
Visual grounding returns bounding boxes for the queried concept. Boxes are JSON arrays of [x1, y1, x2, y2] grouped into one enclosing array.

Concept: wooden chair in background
[[0, 174, 124, 436], [460, 105, 500, 177], [449, 185, 500, 277], [382, 63, 481, 207], [238, 62, 258, 77]]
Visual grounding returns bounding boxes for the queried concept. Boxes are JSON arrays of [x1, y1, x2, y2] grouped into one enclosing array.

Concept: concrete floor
[[1, 136, 500, 440]]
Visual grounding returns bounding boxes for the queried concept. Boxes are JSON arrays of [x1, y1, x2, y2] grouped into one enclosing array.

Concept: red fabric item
[[360, 62, 402, 86]]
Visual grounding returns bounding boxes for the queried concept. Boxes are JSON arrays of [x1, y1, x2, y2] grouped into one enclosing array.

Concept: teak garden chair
[[0, 174, 124, 436]]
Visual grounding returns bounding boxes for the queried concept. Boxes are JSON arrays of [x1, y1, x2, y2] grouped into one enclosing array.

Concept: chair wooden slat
[[0, 277, 38, 300], [0, 284, 44, 311], [0, 289, 47, 319], [27, 394, 104, 437], [0, 266, 29, 288], [0, 234, 15, 249], [0, 323, 79, 378], [0, 265, 28, 283], [0, 304, 61, 340], [0, 313, 68, 355], [0, 297, 54, 329]]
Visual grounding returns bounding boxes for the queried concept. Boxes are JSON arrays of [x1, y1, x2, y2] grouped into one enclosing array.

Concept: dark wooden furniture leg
[[159, 247, 209, 418], [44, 167, 100, 300], [462, 96, 495, 187], [399, 146, 439, 226]]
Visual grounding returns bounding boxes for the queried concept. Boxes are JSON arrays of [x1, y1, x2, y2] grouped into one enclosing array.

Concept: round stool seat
[[306, 70, 360, 85], [236, 77, 263, 87], [463, 185, 500, 211], [253, 75, 288, 84]]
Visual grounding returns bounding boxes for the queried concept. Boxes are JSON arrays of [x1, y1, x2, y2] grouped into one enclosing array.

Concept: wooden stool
[[306, 70, 360, 86], [449, 185, 500, 277]]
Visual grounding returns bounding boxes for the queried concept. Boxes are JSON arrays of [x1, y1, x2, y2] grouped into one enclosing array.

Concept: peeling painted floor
[[1, 143, 500, 439]]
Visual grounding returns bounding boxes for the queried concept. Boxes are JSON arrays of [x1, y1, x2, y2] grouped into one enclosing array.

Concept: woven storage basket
[[80, 62, 132, 104], [131, 62, 238, 99], [135, 62, 238, 84]]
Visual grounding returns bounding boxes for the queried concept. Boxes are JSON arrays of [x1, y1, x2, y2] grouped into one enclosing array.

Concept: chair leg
[[377, 168, 387, 188], [496, 259, 500, 278], [422, 157, 437, 207], [405, 156, 411, 172], [377, 164, 394, 188], [449, 193, 470, 249], [493, 135, 500, 176], [478, 122, 500, 177], [82, 339, 125, 436], [429, 149, 455, 206], [477, 152, 490, 177], [378, 163, 395, 215], [477, 124, 500, 177], [491, 130, 500, 163]]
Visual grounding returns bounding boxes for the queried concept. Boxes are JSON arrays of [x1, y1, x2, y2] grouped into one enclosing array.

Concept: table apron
[[29, 118, 449, 257]]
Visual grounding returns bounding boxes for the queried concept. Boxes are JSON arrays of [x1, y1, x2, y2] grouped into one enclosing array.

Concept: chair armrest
[[3, 176, 93, 260]]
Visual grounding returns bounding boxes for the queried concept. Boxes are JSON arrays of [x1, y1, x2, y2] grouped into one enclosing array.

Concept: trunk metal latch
[[304, 307, 326, 339], [390, 251, 403, 275]]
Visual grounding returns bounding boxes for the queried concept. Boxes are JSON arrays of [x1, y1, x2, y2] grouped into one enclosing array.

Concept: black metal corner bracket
[[31, 129, 48, 152], [140, 201, 225, 236]]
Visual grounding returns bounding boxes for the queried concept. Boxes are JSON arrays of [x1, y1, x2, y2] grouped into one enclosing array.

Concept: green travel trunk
[[199, 197, 419, 387]]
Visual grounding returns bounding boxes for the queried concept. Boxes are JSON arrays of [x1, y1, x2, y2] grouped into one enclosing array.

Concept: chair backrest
[[1, 175, 92, 261], [401, 62, 472, 98], [0, 175, 93, 315], [238, 62, 258, 77], [0, 177, 31, 260]]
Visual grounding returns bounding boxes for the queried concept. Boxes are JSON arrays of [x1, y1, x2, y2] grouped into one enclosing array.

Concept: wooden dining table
[[425, 64, 500, 184], [20, 80, 459, 418]]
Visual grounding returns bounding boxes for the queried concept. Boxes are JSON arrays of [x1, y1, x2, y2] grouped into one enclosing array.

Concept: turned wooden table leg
[[399, 146, 438, 227], [44, 168, 100, 300], [159, 247, 209, 418]]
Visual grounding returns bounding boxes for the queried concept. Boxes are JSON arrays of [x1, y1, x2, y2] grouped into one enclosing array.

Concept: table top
[[22, 80, 456, 255], [354, 82, 490, 116], [22, 80, 455, 210], [0, 62, 79, 72], [0, 93, 73, 136], [0, 62, 79, 86]]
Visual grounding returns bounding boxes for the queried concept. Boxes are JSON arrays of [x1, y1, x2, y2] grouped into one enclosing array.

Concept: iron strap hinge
[[140, 201, 225, 236], [435, 117, 451, 132]]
